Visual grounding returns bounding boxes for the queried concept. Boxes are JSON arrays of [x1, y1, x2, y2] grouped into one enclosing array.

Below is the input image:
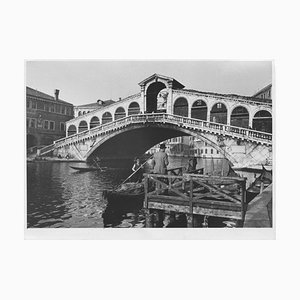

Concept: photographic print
[[26, 60, 273, 236]]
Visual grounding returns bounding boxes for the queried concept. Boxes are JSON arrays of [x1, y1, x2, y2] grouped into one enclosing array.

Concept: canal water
[[27, 157, 258, 228]]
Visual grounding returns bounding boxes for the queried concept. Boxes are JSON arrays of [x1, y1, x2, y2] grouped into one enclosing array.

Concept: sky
[[26, 61, 272, 106]]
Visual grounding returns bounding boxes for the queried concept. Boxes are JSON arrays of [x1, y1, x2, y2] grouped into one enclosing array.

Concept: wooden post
[[145, 209, 153, 228], [144, 174, 148, 208], [240, 180, 246, 227], [153, 209, 164, 227], [189, 177, 193, 215], [260, 181, 264, 194], [186, 214, 194, 228]]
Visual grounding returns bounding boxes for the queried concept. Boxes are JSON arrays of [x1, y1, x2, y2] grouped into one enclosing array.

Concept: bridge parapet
[[55, 113, 272, 148]]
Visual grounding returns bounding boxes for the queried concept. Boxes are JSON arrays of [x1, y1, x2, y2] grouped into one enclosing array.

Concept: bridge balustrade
[[53, 113, 272, 149]]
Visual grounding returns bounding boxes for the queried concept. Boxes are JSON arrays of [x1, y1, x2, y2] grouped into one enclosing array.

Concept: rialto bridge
[[40, 74, 273, 168]]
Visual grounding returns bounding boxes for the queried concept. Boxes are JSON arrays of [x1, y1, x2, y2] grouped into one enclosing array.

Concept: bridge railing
[[39, 143, 55, 155], [54, 113, 272, 147]]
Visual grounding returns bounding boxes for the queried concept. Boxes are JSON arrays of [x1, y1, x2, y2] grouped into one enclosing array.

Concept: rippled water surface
[[27, 157, 256, 228]]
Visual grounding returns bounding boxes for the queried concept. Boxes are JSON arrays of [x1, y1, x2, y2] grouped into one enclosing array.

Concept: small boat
[[103, 182, 145, 200], [70, 166, 107, 172], [246, 166, 272, 201]]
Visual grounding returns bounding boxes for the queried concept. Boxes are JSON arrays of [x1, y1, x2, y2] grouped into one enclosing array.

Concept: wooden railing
[[144, 173, 247, 221]]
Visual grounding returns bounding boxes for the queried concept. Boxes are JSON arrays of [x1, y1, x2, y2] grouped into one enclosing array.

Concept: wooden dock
[[143, 172, 247, 228]]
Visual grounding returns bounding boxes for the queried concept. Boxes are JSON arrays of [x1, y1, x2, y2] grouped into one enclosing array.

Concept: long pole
[[117, 155, 153, 188]]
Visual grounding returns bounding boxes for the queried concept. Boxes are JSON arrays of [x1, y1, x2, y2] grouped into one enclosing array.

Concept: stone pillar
[[227, 109, 231, 126], [249, 117, 253, 128], [207, 109, 211, 122], [140, 85, 145, 113], [167, 80, 173, 115]]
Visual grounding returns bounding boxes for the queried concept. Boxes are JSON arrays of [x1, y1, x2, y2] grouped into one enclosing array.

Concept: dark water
[[27, 157, 257, 228]]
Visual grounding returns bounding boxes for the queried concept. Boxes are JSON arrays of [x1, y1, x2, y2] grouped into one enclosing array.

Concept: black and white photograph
[[26, 60, 273, 232], [3, 1, 300, 300]]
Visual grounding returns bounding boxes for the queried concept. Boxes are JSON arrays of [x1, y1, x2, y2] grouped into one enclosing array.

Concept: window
[[205, 149, 207, 154], [217, 103, 222, 109], [26, 100, 30, 108], [60, 122, 65, 131], [49, 121, 55, 130], [51, 105, 55, 112], [30, 118, 36, 128], [211, 149, 213, 154], [200, 149, 203, 154], [44, 120, 49, 129], [217, 150, 219, 154], [61, 106, 66, 114], [26, 118, 29, 127], [31, 101, 37, 109]]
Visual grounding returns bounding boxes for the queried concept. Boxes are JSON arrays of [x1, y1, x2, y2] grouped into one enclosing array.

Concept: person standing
[[131, 158, 143, 182], [153, 144, 169, 175]]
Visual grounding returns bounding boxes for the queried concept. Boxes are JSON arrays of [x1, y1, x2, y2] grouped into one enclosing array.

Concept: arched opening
[[174, 97, 188, 117], [253, 110, 272, 133], [210, 103, 227, 124], [102, 112, 113, 124], [115, 107, 126, 120], [67, 125, 77, 136], [78, 120, 88, 133], [83, 111, 86, 115], [146, 82, 167, 113], [90, 116, 100, 129], [27, 134, 37, 148], [191, 100, 207, 120], [230, 106, 249, 128], [78, 111, 82, 116], [128, 102, 140, 116]]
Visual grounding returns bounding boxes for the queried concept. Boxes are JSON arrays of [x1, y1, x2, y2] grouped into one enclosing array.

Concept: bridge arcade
[[65, 74, 272, 137]]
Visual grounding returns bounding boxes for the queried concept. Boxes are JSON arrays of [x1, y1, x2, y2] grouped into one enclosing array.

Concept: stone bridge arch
[[84, 123, 237, 164]]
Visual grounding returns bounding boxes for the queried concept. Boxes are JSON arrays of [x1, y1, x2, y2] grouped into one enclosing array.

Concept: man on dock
[[152, 144, 169, 194], [153, 144, 169, 175]]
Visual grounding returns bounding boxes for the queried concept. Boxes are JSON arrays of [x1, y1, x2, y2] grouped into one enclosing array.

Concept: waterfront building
[[252, 84, 272, 100], [147, 136, 223, 159], [251, 84, 272, 132], [26, 87, 74, 148]]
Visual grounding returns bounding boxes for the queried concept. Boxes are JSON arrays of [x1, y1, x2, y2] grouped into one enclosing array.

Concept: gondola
[[246, 166, 272, 202], [70, 166, 107, 172], [103, 182, 145, 199]]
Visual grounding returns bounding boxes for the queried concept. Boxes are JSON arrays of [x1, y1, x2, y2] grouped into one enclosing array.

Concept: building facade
[[252, 84, 272, 100], [26, 87, 74, 148]]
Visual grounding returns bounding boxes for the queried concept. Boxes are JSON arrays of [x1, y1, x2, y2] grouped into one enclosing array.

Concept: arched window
[[191, 100, 207, 120], [83, 111, 86, 115], [174, 97, 188, 117], [210, 103, 227, 124], [115, 107, 126, 120], [90, 116, 100, 129], [78, 121, 88, 133], [253, 110, 272, 133], [128, 102, 140, 115], [230, 106, 249, 128], [78, 111, 82, 116], [102, 112, 113, 124], [67, 125, 77, 136]]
